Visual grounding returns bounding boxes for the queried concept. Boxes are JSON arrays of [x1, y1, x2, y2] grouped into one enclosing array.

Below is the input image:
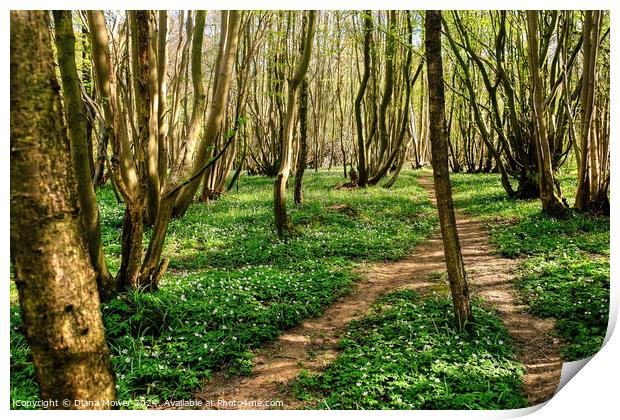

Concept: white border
[[2, 2, 618, 419]]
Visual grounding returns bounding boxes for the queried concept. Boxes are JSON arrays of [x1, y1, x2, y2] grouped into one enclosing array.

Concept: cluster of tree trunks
[[84, 11, 243, 291]]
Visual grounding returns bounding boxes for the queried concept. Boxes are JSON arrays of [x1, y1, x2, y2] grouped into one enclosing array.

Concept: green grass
[[292, 290, 528, 409], [10, 169, 437, 407], [450, 172, 610, 360]]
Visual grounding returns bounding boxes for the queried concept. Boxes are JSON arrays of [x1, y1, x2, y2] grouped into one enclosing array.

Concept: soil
[[193, 172, 562, 409]]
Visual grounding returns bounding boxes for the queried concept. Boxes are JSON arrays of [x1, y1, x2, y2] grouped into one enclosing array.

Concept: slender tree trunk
[[354, 10, 372, 187], [53, 10, 115, 299], [168, 11, 206, 186], [376, 10, 396, 167], [294, 76, 309, 205], [92, 129, 108, 188], [425, 10, 473, 332], [575, 10, 605, 212], [157, 11, 169, 184], [138, 12, 239, 286], [173, 11, 241, 217], [89, 10, 147, 290], [443, 19, 515, 198], [526, 11, 567, 216], [11, 10, 116, 407], [368, 12, 415, 185], [80, 23, 96, 180], [227, 134, 247, 191], [274, 10, 317, 237], [130, 11, 160, 226]]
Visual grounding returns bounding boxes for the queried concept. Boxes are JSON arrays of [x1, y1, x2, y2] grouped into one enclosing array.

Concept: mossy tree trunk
[[52, 10, 115, 299], [11, 10, 116, 407]]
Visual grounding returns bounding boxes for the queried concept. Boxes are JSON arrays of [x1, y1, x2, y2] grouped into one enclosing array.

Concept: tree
[[375, 10, 397, 168], [294, 71, 309, 205], [526, 11, 567, 216], [354, 10, 372, 187], [129, 10, 161, 227], [88, 10, 146, 290], [443, 15, 516, 198], [575, 10, 609, 214], [52, 10, 115, 299], [86, 11, 241, 290], [369, 11, 419, 187], [425, 10, 473, 331], [173, 11, 242, 216], [140, 11, 241, 286], [11, 10, 116, 407], [273, 10, 317, 237]]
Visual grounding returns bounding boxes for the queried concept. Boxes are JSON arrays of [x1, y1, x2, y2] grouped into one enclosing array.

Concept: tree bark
[[138, 12, 239, 286], [354, 10, 372, 187], [376, 10, 396, 166], [52, 10, 115, 299], [11, 10, 116, 407], [425, 10, 473, 331], [294, 76, 309, 205], [575, 10, 606, 213], [130, 11, 160, 226], [88, 10, 147, 290], [526, 11, 567, 216], [173, 11, 241, 217], [157, 11, 169, 184]]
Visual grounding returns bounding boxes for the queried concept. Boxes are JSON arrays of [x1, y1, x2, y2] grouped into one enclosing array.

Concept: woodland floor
[[194, 171, 562, 409]]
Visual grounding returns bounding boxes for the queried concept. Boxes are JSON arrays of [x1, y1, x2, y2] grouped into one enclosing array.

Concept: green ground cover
[[10, 170, 436, 407]]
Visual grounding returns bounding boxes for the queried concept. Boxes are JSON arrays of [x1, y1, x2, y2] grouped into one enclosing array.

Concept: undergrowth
[[10, 170, 436, 408], [450, 171, 610, 360], [292, 290, 528, 409]]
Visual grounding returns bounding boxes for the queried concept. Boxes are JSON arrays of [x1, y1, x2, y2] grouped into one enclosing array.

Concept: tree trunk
[[575, 10, 605, 213], [80, 22, 96, 180], [10, 10, 116, 407], [157, 11, 169, 184], [137, 12, 240, 287], [130, 11, 160, 226], [376, 10, 396, 166], [173, 11, 241, 217], [294, 76, 309, 205], [368, 12, 415, 186], [274, 10, 317, 237], [443, 18, 515, 198], [526, 11, 567, 216], [354, 10, 372, 187], [425, 10, 473, 332], [52, 10, 115, 299]]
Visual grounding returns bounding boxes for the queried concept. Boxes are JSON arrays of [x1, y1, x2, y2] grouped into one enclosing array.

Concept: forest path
[[415, 173, 563, 406], [194, 171, 562, 409]]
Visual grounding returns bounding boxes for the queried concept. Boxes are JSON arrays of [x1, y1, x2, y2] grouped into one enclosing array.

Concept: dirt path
[[195, 172, 562, 409], [415, 175, 563, 405]]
